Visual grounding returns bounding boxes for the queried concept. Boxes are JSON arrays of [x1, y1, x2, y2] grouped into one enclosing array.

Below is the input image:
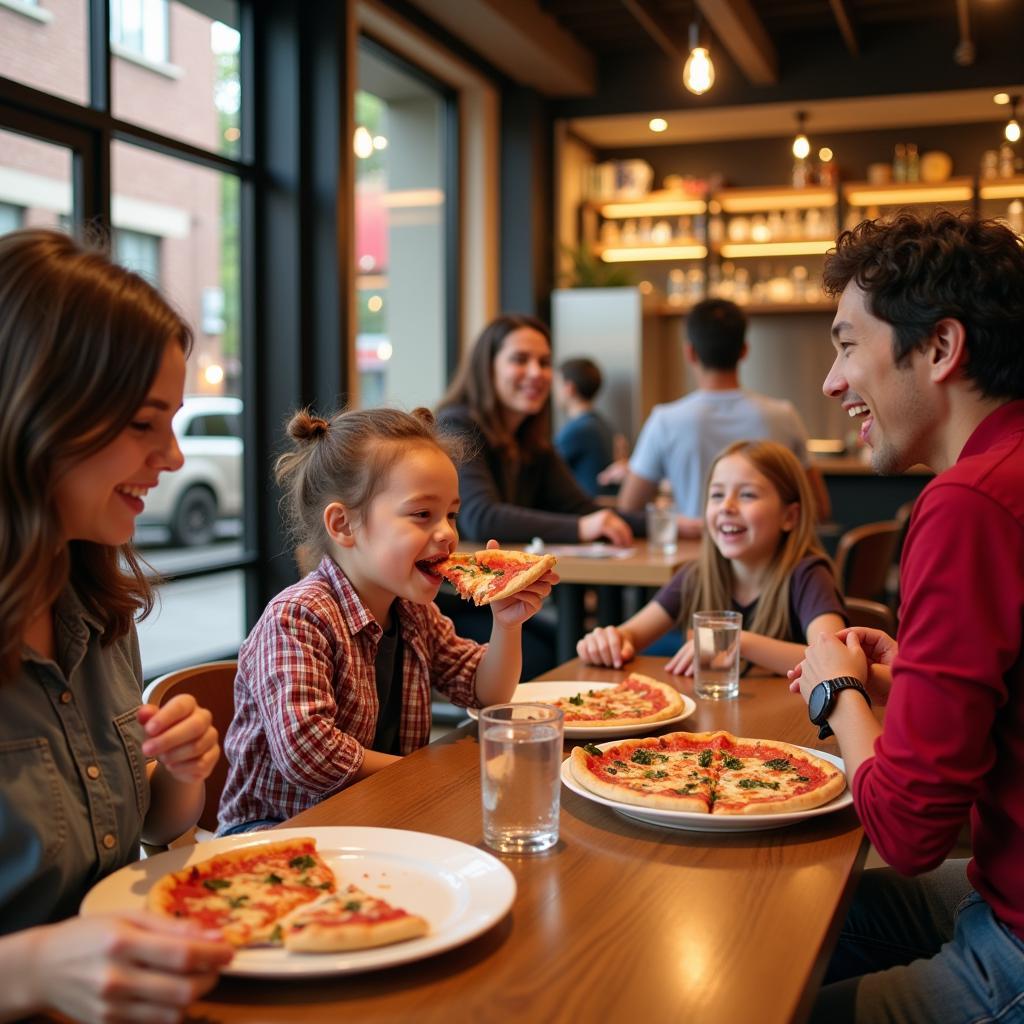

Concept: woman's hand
[[578, 509, 633, 547], [25, 912, 233, 1024], [577, 625, 635, 668], [663, 638, 695, 676], [137, 694, 219, 784]]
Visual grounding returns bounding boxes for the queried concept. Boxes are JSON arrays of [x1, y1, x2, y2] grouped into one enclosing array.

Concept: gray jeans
[[812, 860, 1024, 1023]]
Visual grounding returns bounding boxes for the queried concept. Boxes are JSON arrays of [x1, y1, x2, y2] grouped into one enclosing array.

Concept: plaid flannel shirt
[[219, 556, 485, 830]]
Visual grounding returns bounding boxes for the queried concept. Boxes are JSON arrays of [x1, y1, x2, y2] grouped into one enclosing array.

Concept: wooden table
[[197, 657, 868, 1024], [461, 539, 699, 661]]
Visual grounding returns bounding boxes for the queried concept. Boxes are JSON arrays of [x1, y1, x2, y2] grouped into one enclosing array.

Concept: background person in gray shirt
[[618, 299, 830, 533], [0, 230, 232, 1022]]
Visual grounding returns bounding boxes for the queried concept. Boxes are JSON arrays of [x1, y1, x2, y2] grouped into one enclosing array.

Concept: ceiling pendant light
[[1005, 96, 1021, 144], [683, 21, 715, 96], [792, 111, 811, 160]]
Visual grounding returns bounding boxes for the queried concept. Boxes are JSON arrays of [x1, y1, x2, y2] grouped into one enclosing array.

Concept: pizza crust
[[281, 889, 429, 953], [436, 549, 557, 606], [475, 550, 557, 604]]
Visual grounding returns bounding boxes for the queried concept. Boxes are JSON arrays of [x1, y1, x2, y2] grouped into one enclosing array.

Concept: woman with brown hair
[[0, 230, 232, 1021], [435, 314, 638, 675]]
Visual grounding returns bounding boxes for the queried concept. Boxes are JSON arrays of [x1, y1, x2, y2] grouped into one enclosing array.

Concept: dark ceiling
[[540, 1, 957, 58]]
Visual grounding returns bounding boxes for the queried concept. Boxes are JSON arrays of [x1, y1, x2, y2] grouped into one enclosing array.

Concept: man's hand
[[788, 631, 869, 703]]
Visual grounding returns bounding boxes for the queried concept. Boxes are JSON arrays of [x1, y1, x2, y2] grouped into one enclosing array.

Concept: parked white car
[[137, 396, 243, 546]]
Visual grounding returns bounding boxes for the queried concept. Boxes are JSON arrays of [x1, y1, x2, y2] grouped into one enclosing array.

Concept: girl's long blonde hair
[[680, 440, 829, 643]]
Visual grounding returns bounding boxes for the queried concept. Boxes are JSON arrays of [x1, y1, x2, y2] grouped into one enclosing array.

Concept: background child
[[0, 229, 232, 1022], [219, 406, 557, 834], [554, 356, 618, 497], [578, 439, 846, 676]]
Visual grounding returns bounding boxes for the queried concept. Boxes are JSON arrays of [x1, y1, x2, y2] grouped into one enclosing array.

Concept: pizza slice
[[147, 836, 336, 946], [710, 735, 847, 815], [570, 734, 718, 813], [276, 883, 429, 953], [429, 548, 557, 606], [546, 673, 684, 726]]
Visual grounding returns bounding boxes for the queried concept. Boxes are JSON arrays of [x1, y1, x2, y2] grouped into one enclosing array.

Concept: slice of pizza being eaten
[[429, 548, 557, 606], [277, 883, 430, 953]]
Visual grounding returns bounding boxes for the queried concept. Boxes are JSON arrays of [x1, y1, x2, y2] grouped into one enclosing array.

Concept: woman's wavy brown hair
[[438, 313, 553, 461], [0, 229, 192, 682], [679, 440, 829, 648]]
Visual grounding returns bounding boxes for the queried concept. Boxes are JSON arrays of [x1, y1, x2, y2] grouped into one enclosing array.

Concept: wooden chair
[[834, 519, 903, 606], [845, 597, 896, 635], [143, 660, 237, 835]]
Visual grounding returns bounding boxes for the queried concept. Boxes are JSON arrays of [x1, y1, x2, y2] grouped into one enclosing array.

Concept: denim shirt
[[0, 586, 149, 932]]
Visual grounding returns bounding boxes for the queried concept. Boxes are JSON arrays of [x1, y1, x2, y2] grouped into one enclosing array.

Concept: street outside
[[135, 523, 245, 680]]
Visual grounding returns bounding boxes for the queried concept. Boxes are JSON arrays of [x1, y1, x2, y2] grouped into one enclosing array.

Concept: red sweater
[[853, 400, 1024, 940]]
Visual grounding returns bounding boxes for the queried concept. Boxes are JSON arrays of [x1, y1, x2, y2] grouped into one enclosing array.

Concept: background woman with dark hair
[[436, 314, 639, 676], [0, 230, 232, 1022]]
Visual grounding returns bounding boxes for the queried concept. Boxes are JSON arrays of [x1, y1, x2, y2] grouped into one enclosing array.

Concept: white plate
[[80, 826, 516, 978], [467, 680, 696, 738], [561, 741, 853, 833]]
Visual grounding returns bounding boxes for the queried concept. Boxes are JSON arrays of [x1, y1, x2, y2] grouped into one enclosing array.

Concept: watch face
[[808, 681, 830, 723]]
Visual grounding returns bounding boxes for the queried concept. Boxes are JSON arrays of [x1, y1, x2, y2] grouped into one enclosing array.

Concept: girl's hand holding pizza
[[137, 694, 219, 784], [481, 539, 559, 628]]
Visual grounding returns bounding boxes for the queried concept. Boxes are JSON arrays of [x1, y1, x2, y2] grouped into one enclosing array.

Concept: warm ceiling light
[[994, 92, 1011, 105], [649, 117, 668, 133], [353, 126, 373, 159], [683, 22, 714, 95], [818, 147, 834, 163], [792, 111, 810, 160], [1006, 96, 1021, 143]]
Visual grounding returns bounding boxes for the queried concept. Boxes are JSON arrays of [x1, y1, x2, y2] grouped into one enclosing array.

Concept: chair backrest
[[834, 519, 903, 604], [844, 597, 896, 635], [143, 660, 237, 833]]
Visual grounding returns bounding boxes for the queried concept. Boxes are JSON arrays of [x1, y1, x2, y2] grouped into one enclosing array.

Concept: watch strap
[[812, 676, 871, 740]]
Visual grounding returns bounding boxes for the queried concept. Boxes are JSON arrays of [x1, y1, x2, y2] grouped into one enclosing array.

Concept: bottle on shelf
[[666, 267, 686, 306], [1008, 199, 1024, 235], [905, 143, 920, 183], [651, 220, 672, 244], [893, 143, 907, 183], [999, 143, 1016, 178]]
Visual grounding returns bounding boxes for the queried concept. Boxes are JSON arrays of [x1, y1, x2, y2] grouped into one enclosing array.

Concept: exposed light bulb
[[818, 147, 834, 162], [1007, 119, 1021, 143], [649, 117, 668, 133], [792, 133, 810, 160], [683, 45, 714, 95], [353, 126, 373, 159], [994, 92, 1011, 105]]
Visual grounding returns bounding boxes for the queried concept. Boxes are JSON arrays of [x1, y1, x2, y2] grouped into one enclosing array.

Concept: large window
[[355, 38, 457, 410], [0, 0, 253, 678]]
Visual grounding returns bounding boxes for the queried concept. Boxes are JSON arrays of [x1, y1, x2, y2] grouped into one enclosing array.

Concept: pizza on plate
[[429, 548, 557, 606], [544, 673, 684, 727], [570, 730, 845, 815], [147, 836, 427, 952]]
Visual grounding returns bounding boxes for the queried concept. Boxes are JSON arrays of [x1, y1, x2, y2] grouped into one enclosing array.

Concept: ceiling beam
[[828, 0, 859, 57], [694, 0, 778, 86], [621, 0, 685, 63], [401, 0, 596, 96]]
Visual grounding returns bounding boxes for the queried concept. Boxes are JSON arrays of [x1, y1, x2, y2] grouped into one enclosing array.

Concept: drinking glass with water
[[692, 611, 742, 699], [480, 704, 564, 854]]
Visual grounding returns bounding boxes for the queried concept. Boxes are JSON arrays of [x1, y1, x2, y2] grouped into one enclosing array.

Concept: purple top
[[653, 555, 847, 641]]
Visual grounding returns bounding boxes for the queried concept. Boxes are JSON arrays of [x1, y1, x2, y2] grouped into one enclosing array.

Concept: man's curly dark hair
[[822, 210, 1024, 400]]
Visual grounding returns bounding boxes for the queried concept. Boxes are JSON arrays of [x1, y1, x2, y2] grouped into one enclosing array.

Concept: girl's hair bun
[[287, 409, 330, 443], [410, 406, 436, 428]]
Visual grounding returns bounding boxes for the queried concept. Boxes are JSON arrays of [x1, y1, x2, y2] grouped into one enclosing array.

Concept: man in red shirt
[[791, 211, 1024, 1022]]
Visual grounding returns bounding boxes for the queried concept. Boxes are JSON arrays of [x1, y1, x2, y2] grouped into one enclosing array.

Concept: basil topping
[[344, 900, 362, 912], [674, 784, 697, 794], [605, 767, 617, 774], [720, 753, 743, 771], [698, 749, 713, 768], [738, 778, 781, 791], [630, 748, 657, 765], [202, 878, 231, 891], [265, 872, 283, 885], [227, 895, 249, 908], [763, 758, 792, 772], [644, 769, 669, 779], [582, 743, 603, 756], [289, 854, 317, 870], [568, 694, 584, 706], [270, 924, 283, 943]]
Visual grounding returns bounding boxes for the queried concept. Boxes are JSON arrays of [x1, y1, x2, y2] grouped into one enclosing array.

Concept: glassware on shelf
[[651, 220, 672, 244], [733, 265, 751, 304], [727, 216, 750, 242], [686, 267, 703, 302], [666, 268, 686, 306], [621, 219, 638, 244], [999, 143, 1017, 178], [981, 149, 1000, 180], [783, 208, 802, 239], [893, 143, 907, 183], [767, 210, 785, 240], [905, 143, 920, 183], [750, 214, 770, 242]]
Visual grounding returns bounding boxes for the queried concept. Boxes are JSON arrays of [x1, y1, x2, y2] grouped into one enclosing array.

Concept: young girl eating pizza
[[218, 406, 558, 834], [577, 439, 847, 676], [0, 229, 233, 1021]]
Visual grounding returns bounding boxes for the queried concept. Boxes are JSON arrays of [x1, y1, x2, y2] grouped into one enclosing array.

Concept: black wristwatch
[[808, 676, 871, 739]]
